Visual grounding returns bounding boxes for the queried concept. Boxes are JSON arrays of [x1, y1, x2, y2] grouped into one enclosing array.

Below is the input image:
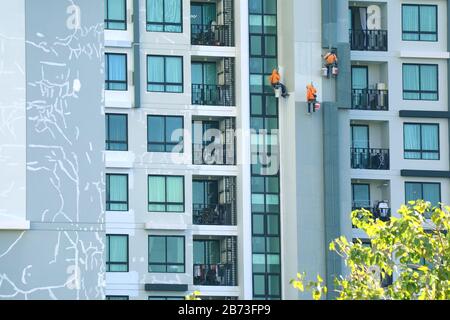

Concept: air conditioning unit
[[377, 83, 387, 90]]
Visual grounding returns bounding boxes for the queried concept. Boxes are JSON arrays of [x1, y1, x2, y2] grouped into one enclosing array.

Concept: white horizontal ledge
[[0, 220, 30, 230], [399, 51, 450, 59]]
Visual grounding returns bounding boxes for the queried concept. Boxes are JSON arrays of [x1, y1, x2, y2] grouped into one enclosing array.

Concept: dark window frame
[[147, 115, 184, 153], [148, 175, 185, 213], [404, 181, 442, 206], [403, 123, 440, 160], [146, 0, 183, 33], [402, 4, 438, 42], [106, 113, 128, 151], [105, 0, 127, 31], [351, 183, 371, 209], [147, 55, 184, 93], [106, 173, 129, 211], [402, 63, 439, 101], [106, 234, 129, 272], [105, 53, 128, 91], [148, 235, 186, 273], [351, 124, 370, 148], [351, 66, 369, 90]]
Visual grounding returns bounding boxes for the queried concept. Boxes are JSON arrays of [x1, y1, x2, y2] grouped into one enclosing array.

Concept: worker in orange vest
[[306, 83, 318, 114], [269, 69, 289, 98], [323, 49, 338, 78]]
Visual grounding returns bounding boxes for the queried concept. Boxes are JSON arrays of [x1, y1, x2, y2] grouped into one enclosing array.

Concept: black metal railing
[[193, 204, 234, 226], [191, 24, 233, 47], [192, 84, 234, 106], [352, 205, 392, 228], [193, 264, 236, 286], [192, 143, 235, 165], [351, 148, 390, 170], [351, 89, 389, 111], [350, 29, 388, 51]]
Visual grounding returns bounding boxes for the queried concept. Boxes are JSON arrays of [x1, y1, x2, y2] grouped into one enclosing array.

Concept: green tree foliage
[[292, 201, 450, 300]]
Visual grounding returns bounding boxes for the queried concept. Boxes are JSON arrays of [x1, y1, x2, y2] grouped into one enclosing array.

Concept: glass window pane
[[420, 65, 437, 93], [166, 117, 183, 143], [252, 237, 265, 253], [148, 176, 166, 204], [250, 36, 262, 56], [149, 236, 166, 263], [166, 57, 182, 84], [353, 184, 370, 208], [267, 215, 279, 235], [253, 275, 265, 295], [423, 183, 440, 207], [253, 214, 265, 235], [267, 274, 280, 296], [252, 254, 265, 273], [167, 237, 184, 264], [148, 116, 164, 143], [109, 235, 127, 262], [403, 5, 419, 32], [148, 56, 164, 83], [405, 183, 422, 203], [420, 6, 436, 33], [166, 177, 183, 204]]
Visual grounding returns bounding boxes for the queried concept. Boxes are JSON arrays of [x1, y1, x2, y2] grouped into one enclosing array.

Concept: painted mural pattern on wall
[[0, 0, 105, 300]]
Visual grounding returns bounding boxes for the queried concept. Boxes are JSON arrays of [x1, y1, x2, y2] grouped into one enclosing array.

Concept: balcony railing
[[351, 148, 390, 170], [352, 205, 391, 228], [193, 204, 235, 226], [192, 84, 234, 106], [191, 24, 233, 47], [350, 29, 388, 51], [193, 264, 236, 286], [192, 143, 235, 165], [351, 89, 389, 111]]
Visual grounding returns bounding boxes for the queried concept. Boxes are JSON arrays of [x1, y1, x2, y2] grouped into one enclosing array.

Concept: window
[[403, 64, 438, 101], [106, 174, 129, 211], [106, 114, 128, 151], [148, 175, 184, 212], [402, 5, 437, 41], [148, 236, 185, 273], [147, 115, 183, 152], [404, 123, 439, 160], [405, 182, 441, 207], [147, 55, 183, 92], [352, 184, 371, 209], [105, 0, 127, 30], [106, 235, 129, 272], [106, 295, 129, 300], [105, 53, 127, 91], [146, 0, 182, 33]]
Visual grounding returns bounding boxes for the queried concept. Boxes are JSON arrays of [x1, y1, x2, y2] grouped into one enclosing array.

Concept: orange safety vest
[[269, 70, 281, 85], [324, 53, 337, 65], [306, 85, 317, 101]]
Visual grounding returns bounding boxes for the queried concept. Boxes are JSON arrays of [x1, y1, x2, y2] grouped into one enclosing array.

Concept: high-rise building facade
[[1, 0, 450, 300]]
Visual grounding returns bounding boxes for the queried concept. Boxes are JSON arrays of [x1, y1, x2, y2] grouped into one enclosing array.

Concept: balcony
[[191, 24, 233, 47], [351, 148, 389, 170], [190, 0, 234, 47], [193, 264, 235, 286], [351, 89, 388, 111], [192, 84, 234, 106], [350, 29, 388, 51], [191, 57, 235, 107], [193, 237, 237, 287], [352, 206, 391, 222], [192, 118, 236, 166], [193, 204, 234, 226]]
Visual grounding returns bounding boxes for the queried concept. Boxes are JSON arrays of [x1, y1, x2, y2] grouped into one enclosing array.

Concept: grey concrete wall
[[0, 0, 105, 299]]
